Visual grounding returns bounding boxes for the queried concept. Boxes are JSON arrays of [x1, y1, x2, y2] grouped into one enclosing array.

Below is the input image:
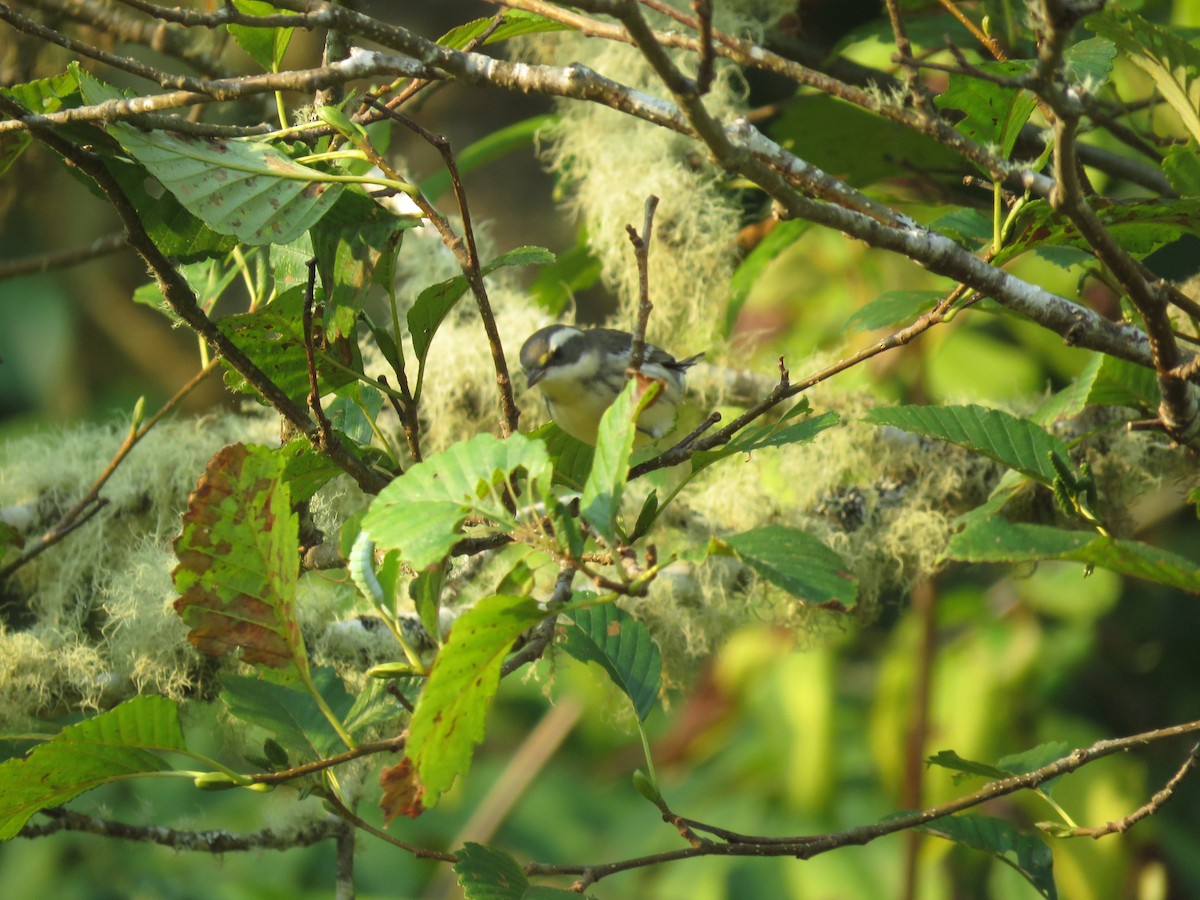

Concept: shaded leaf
[[363, 433, 552, 571], [945, 519, 1200, 593], [720, 525, 858, 607], [919, 814, 1057, 899], [528, 230, 601, 317], [0, 70, 77, 176], [172, 443, 306, 670], [845, 290, 942, 332], [220, 669, 354, 760], [865, 404, 1067, 485], [406, 595, 547, 806], [217, 286, 361, 407], [562, 604, 663, 721], [1163, 144, 1200, 197], [105, 125, 344, 245], [1002, 197, 1200, 262], [927, 748, 1013, 784], [725, 219, 809, 333], [0, 697, 184, 840], [454, 842, 588, 899], [528, 422, 594, 491], [935, 61, 1037, 160]]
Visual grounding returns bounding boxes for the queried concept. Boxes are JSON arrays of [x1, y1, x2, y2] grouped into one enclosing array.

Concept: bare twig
[[0, 232, 126, 281], [691, 0, 714, 95], [20, 808, 342, 850], [1058, 742, 1200, 839], [302, 259, 336, 450], [526, 717, 1200, 885], [625, 195, 659, 373]]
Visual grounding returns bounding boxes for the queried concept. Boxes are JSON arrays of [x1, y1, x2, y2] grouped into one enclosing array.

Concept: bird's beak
[[525, 367, 546, 388]]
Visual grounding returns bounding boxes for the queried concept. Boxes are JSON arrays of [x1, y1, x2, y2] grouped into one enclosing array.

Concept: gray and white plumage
[[519, 325, 702, 445]]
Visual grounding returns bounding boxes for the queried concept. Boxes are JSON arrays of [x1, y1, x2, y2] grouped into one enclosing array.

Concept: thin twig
[[0, 233, 127, 281], [302, 259, 336, 450], [625, 195, 659, 373], [1058, 742, 1200, 839], [691, 0, 714, 94], [0, 360, 219, 583]]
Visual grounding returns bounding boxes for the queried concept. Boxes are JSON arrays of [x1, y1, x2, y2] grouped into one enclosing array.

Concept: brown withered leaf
[[379, 757, 425, 822]]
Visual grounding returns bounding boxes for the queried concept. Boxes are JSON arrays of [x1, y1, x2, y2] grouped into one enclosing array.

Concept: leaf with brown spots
[[405, 595, 546, 807], [173, 443, 307, 673]]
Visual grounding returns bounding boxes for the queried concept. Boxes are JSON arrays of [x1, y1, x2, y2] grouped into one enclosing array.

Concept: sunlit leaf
[[228, 0, 296, 71], [581, 378, 659, 543], [405, 595, 547, 806], [865, 404, 1067, 485], [0, 697, 184, 840], [363, 433, 552, 570]]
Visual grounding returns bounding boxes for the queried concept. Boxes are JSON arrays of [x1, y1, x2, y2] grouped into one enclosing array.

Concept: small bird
[[519, 325, 702, 445]]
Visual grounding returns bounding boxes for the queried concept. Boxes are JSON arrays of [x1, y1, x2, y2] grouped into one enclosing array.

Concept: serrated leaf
[[935, 61, 1037, 161], [845, 290, 942, 332], [0, 70, 77, 175], [362, 433, 552, 570], [220, 669, 354, 759], [406, 595, 547, 806], [581, 378, 659, 543], [0, 697, 184, 840], [1063, 37, 1116, 89], [1163, 144, 1200, 197], [945, 519, 1200, 593], [228, 0, 296, 71], [561, 604, 662, 721], [926, 749, 1013, 783], [277, 438, 344, 504], [1089, 10, 1200, 145], [528, 422, 594, 491], [453, 842, 588, 899], [105, 125, 343, 245], [1001, 197, 1200, 263], [865, 404, 1067, 485], [438, 10, 569, 51], [690, 404, 838, 474], [919, 814, 1057, 899], [311, 189, 414, 339], [720, 525, 857, 607], [172, 443, 307, 671], [998, 741, 1071, 794], [217, 285, 361, 407], [408, 246, 554, 367]]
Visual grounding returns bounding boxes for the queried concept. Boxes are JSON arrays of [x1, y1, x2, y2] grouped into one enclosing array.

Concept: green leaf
[[0, 697, 184, 840], [217, 286, 362, 407], [845, 290, 942, 332], [172, 443, 307, 671], [407, 595, 547, 806], [1089, 10, 1200, 145], [725, 219, 809, 333], [228, 0, 296, 71], [561, 604, 662, 721], [1063, 37, 1117, 89], [363, 433, 552, 570], [528, 231, 602, 317], [454, 842, 588, 899], [326, 382, 385, 447], [0, 70, 77, 176], [311, 189, 414, 338], [408, 246, 554, 367], [529, 423, 595, 491], [1163, 144, 1200, 197], [929, 207, 992, 249], [278, 438, 344, 504], [919, 814, 1057, 899], [420, 114, 557, 202], [437, 10, 569, 51], [864, 404, 1068, 485], [1001, 197, 1200, 263], [945, 519, 1200, 593], [935, 61, 1038, 160], [690, 402, 838, 474], [581, 378, 659, 543], [926, 749, 1014, 783], [220, 669, 354, 760], [719, 525, 858, 607], [104, 125, 344, 245]]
